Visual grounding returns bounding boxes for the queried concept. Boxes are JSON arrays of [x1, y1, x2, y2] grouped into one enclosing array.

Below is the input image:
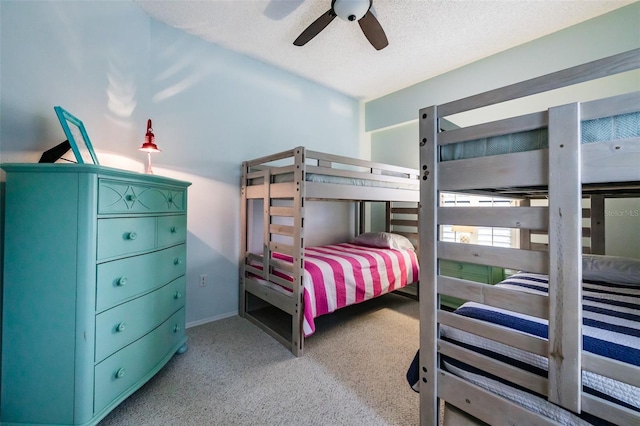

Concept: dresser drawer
[[95, 277, 186, 363], [96, 244, 186, 312], [157, 215, 187, 248], [97, 217, 156, 260], [94, 308, 185, 414], [440, 260, 489, 276], [98, 179, 186, 214]]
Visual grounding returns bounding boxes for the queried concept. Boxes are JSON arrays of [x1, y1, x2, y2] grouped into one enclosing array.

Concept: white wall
[[0, 1, 362, 326]]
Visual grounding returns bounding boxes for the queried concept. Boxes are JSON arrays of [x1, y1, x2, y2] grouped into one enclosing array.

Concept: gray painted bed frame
[[240, 147, 419, 356], [419, 49, 640, 425]]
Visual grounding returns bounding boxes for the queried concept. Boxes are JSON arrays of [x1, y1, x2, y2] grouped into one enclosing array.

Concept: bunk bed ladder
[[419, 105, 439, 426], [291, 147, 306, 356]]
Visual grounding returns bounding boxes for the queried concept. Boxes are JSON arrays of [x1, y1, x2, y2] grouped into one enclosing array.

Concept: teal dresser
[[0, 164, 191, 425], [439, 260, 504, 310]]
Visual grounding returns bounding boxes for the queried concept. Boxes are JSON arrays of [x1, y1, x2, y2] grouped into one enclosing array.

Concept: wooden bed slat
[[438, 310, 548, 356], [305, 181, 419, 202], [306, 165, 418, 184], [581, 393, 640, 426], [246, 165, 297, 180], [438, 276, 548, 319], [269, 257, 294, 274], [269, 241, 294, 257], [306, 149, 419, 176], [439, 339, 548, 396], [438, 242, 548, 274], [582, 138, 640, 184], [439, 149, 548, 192], [269, 182, 297, 199], [244, 264, 267, 280], [245, 185, 265, 199], [390, 219, 419, 227], [270, 206, 294, 217], [270, 224, 295, 237], [582, 352, 640, 389], [243, 147, 298, 167], [439, 206, 548, 230], [438, 370, 560, 426], [244, 277, 294, 314], [267, 274, 294, 292]]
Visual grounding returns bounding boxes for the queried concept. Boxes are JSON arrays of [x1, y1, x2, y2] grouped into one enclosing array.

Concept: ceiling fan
[[293, 0, 388, 50]]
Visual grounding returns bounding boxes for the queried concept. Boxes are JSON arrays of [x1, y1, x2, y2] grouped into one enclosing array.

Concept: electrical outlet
[[199, 274, 207, 287]]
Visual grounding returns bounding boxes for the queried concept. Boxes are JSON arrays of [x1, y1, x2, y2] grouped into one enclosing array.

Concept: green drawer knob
[[116, 322, 127, 332], [126, 194, 137, 201], [117, 277, 128, 286], [174, 291, 182, 299], [170, 226, 178, 234], [174, 257, 183, 265], [127, 232, 137, 240], [168, 197, 173, 203], [115, 368, 126, 379], [173, 325, 180, 333]]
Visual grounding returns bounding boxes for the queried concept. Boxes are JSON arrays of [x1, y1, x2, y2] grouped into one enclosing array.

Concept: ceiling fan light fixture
[[333, 0, 370, 22]]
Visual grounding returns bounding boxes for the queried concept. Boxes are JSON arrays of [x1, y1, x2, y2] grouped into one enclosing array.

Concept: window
[[440, 192, 516, 247]]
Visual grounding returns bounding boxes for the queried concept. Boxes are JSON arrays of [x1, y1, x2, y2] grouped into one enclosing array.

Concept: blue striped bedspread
[[453, 272, 640, 367], [407, 272, 640, 425], [441, 272, 640, 424]]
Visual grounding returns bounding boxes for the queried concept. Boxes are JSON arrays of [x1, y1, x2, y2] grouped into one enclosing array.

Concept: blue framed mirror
[[54, 106, 99, 165]]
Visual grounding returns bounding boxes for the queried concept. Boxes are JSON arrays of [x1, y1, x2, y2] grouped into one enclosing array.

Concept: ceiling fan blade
[[294, 9, 336, 46], [358, 10, 388, 50]]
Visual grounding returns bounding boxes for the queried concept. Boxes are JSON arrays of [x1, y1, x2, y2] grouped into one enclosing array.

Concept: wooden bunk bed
[[240, 147, 420, 356], [415, 49, 640, 425]]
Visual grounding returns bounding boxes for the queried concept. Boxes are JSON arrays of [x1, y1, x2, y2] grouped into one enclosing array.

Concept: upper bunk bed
[[240, 147, 420, 356], [417, 48, 640, 425]]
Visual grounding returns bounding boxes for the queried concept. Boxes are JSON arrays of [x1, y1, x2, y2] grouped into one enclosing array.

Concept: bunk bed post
[[419, 105, 439, 426], [240, 161, 248, 318], [547, 102, 583, 413], [291, 147, 306, 356], [385, 201, 391, 233], [519, 199, 532, 250], [590, 195, 605, 254]]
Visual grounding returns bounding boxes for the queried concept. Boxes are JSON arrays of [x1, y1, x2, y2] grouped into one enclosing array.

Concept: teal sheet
[[440, 112, 640, 161]]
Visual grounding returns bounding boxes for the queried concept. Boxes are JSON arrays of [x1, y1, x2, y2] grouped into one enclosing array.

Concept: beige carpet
[[99, 293, 420, 425]]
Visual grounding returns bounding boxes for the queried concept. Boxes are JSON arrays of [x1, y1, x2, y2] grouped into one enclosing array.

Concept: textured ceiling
[[135, 0, 634, 101]]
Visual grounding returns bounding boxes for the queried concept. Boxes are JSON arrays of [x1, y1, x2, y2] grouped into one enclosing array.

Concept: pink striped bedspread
[[251, 243, 419, 337]]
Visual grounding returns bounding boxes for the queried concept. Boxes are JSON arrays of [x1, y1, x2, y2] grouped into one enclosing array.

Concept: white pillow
[[353, 232, 415, 251], [582, 254, 640, 285]]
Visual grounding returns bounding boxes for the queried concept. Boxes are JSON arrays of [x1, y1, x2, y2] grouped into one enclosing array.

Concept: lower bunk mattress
[[407, 271, 640, 425], [250, 243, 419, 337]]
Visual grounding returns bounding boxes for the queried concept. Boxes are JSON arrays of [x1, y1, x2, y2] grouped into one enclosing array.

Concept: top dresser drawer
[[98, 179, 186, 214]]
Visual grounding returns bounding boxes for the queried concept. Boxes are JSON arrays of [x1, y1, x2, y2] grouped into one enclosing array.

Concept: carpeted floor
[[99, 293, 420, 425]]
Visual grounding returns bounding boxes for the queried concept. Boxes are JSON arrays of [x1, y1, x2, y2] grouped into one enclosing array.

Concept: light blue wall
[[366, 2, 640, 132], [0, 1, 361, 325]]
